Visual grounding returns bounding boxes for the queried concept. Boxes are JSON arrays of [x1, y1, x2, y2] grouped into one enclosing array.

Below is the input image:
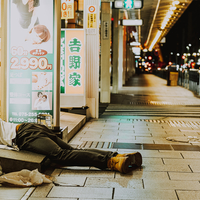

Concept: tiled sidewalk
[[22, 116, 200, 200]]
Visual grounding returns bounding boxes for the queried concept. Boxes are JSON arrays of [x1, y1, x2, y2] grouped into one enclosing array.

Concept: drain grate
[[78, 141, 200, 151], [130, 119, 200, 129], [129, 101, 184, 105]]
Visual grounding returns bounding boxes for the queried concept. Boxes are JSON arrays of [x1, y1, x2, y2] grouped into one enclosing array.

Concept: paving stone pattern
[[2, 74, 200, 199], [17, 116, 200, 200]]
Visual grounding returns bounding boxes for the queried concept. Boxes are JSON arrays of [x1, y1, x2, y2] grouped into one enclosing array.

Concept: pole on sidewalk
[[1, 0, 7, 121], [54, 0, 61, 129]]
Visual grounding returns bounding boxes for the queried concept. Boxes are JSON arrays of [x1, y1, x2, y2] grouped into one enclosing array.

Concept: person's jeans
[[23, 134, 117, 170]]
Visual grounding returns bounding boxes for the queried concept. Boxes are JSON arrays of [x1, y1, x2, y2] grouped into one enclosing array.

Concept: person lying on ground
[[0, 118, 142, 174]]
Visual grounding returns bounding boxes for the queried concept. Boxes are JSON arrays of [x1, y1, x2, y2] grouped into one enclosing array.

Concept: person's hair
[[42, 95, 47, 99], [37, 92, 43, 97], [32, 25, 51, 43]]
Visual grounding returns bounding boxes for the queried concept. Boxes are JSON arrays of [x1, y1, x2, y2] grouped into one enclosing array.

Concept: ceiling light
[[167, 11, 173, 15], [121, 19, 143, 26], [132, 47, 141, 55], [163, 17, 170, 22], [130, 42, 141, 46], [161, 25, 165, 29], [114, 1, 123, 8], [170, 6, 176, 11], [165, 15, 171, 20], [149, 30, 162, 51], [172, 1, 180, 6]]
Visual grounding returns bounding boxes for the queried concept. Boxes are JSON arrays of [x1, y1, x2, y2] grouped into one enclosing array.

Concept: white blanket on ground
[[166, 136, 200, 144], [0, 169, 52, 187]]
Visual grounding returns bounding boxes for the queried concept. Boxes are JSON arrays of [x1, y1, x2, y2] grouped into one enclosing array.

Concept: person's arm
[[34, 98, 41, 109], [27, 7, 39, 32]]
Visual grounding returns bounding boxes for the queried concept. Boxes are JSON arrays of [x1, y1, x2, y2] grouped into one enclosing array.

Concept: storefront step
[[0, 149, 47, 173], [60, 112, 86, 142]]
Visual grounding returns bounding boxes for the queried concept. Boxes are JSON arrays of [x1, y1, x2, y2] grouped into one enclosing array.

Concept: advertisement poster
[[61, 0, 74, 19], [8, 0, 54, 123]]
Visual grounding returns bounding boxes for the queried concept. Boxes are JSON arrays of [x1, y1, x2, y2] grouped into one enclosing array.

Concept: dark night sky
[[160, 0, 200, 64]]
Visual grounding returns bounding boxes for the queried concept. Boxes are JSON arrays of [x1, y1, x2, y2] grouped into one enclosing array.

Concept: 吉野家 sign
[[60, 29, 85, 107], [65, 29, 84, 95], [8, 0, 54, 123]]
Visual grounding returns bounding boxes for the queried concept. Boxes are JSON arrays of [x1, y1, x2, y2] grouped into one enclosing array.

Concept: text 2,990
[[10, 57, 52, 70]]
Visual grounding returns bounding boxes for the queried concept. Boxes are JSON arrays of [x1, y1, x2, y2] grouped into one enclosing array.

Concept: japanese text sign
[[65, 29, 84, 95], [87, 5, 97, 29], [61, 0, 74, 19]]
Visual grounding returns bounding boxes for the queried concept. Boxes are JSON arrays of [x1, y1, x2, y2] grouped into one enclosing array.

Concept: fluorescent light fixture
[[135, 56, 141, 58], [114, 1, 123, 8], [172, 1, 179, 6], [134, 1, 142, 9], [160, 37, 166, 43], [130, 42, 141, 46], [161, 23, 166, 29], [170, 6, 176, 11], [149, 30, 162, 51], [132, 47, 141, 55], [121, 19, 143, 26]]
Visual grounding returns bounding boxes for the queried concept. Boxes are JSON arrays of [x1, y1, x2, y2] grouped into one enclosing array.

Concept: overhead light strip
[[149, 30, 162, 51], [146, 0, 161, 46]]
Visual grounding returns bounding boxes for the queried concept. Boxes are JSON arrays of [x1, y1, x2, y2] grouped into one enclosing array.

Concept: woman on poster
[[34, 92, 50, 110], [12, 0, 40, 31]]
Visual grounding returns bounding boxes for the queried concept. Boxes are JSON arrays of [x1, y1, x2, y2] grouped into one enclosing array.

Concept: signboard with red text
[[86, 5, 97, 34], [61, 0, 74, 19], [8, 0, 54, 123]]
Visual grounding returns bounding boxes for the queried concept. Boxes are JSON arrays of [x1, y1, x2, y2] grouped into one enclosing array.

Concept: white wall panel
[[84, 0, 100, 118]]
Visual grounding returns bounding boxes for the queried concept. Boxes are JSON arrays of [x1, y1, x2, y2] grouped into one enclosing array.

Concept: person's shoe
[[116, 152, 142, 167], [107, 156, 132, 174]]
